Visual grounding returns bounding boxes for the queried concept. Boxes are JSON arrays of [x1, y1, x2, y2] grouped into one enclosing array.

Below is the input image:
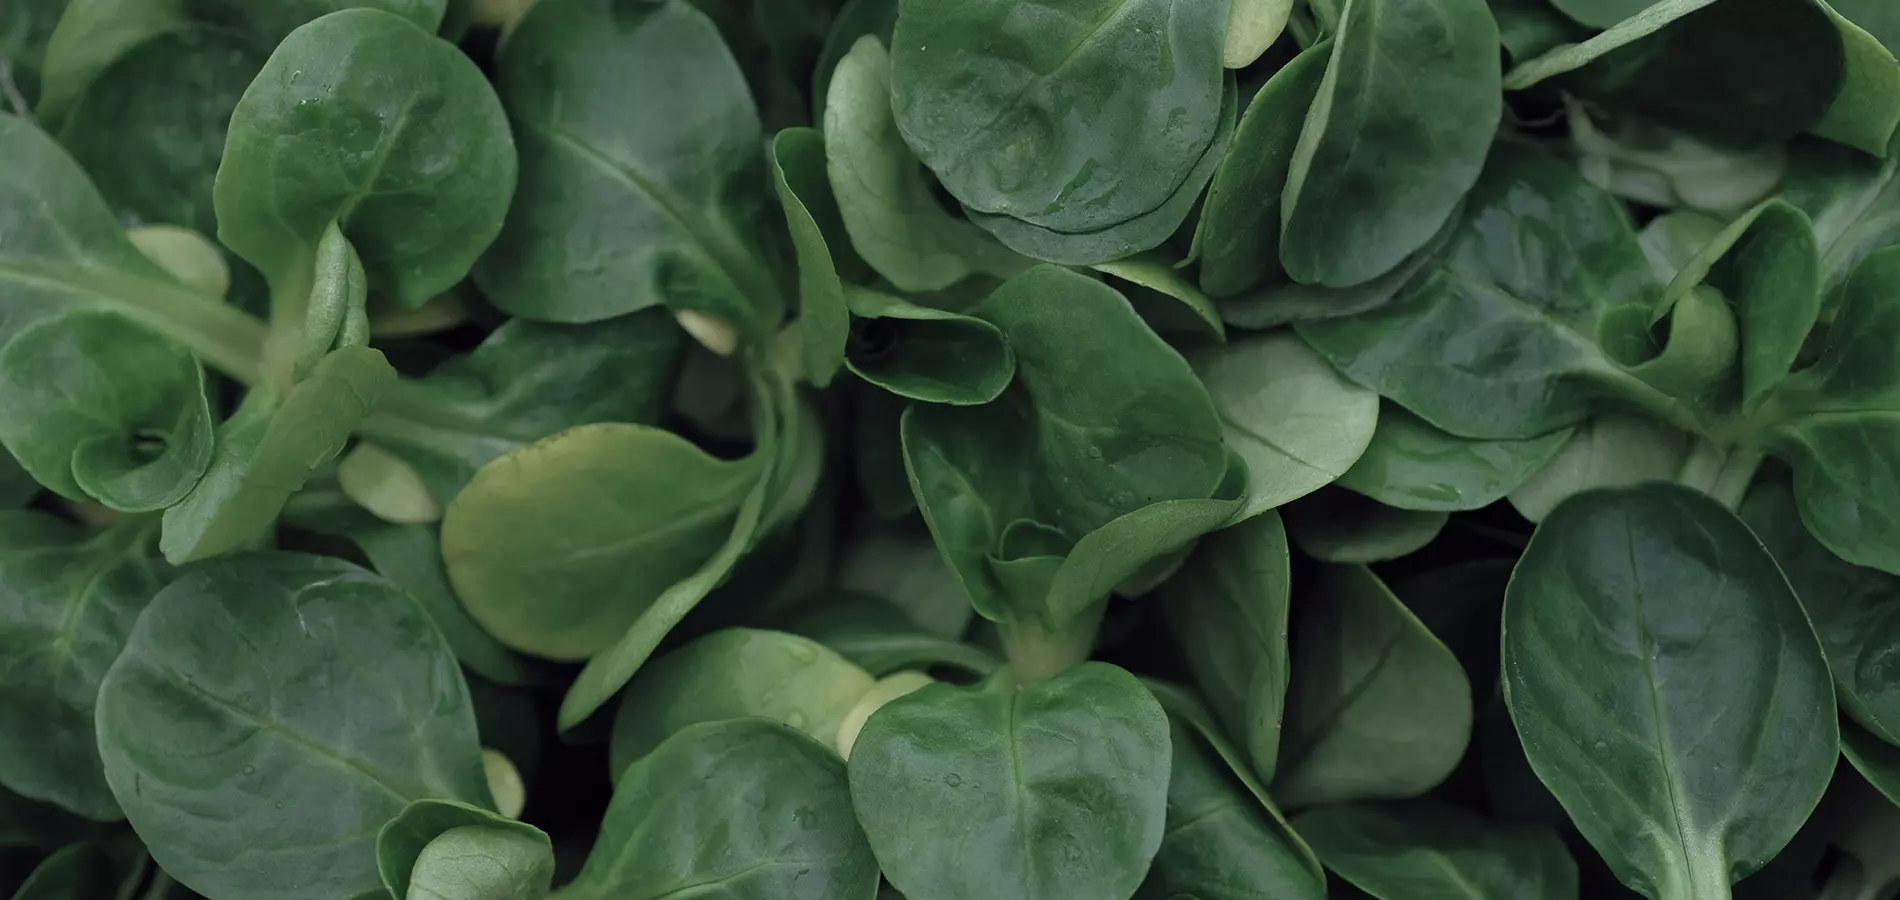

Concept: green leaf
[[838, 523, 972, 638], [1571, 106, 1787, 217], [773, 592, 1001, 677], [1639, 210, 1728, 281], [608, 628, 874, 776], [1195, 39, 1330, 298], [215, 8, 514, 309], [771, 127, 851, 387], [1502, 485, 1838, 898], [96, 552, 491, 900], [1653, 200, 1821, 410], [1294, 802, 1579, 900], [358, 309, 685, 506], [1783, 126, 1900, 301], [0, 112, 266, 382], [1338, 402, 1573, 512], [1272, 564, 1472, 809], [442, 423, 764, 661], [889, 0, 1228, 233], [1834, 0, 1900, 56], [1134, 720, 1326, 900], [1492, 0, 1587, 60], [822, 36, 1026, 293], [849, 663, 1171, 900], [1192, 331, 1378, 522], [561, 719, 879, 900], [1283, 488, 1450, 563], [33, 0, 189, 128], [475, 0, 784, 332], [1299, 144, 1663, 440], [1091, 250, 1226, 339], [1810, 1, 1900, 156], [0, 514, 163, 821], [159, 345, 396, 563], [844, 287, 1015, 405], [1507, 412, 1691, 522], [1508, 0, 1843, 151], [1160, 512, 1294, 781], [10, 841, 137, 900], [55, 27, 266, 234], [1216, 209, 1462, 329], [1842, 717, 1900, 806], [1742, 478, 1900, 748], [1225, 0, 1297, 67], [0, 310, 213, 511], [961, 79, 1239, 266], [1280, 0, 1501, 288], [377, 799, 552, 900]]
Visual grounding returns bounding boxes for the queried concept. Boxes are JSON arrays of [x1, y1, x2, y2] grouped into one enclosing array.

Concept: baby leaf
[[96, 553, 491, 900], [1508, 412, 1690, 522], [215, 8, 514, 308], [1273, 564, 1472, 808], [0, 310, 213, 511], [773, 592, 1001, 677], [1279, 0, 1501, 288], [1502, 485, 1837, 899], [889, 0, 1227, 233], [1294, 802, 1579, 899], [1224, 0, 1297, 68], [377, 799, 551, 900], [771, 127, 851, 387], [823, 36, 1025, 293], [844, 287, 1015, 405], [442, 423, 764, 661], [561, 719, 878, 900], [0, 514, 163, 821], [608, 628, 875, 776], [1160, 512, 1294, 781], [1283, 488, 1450, 564], [476, 0, 784, 331], [849, 663, 1171, 900], [1337, 402, 1574, 512]]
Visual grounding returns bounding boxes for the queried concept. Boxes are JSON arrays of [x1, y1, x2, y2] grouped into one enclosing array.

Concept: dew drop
[[785, 712, 808, 729], [242, 765, 257, 776], [1086, 446, 1103, 460], [944, 774, 963, 787]]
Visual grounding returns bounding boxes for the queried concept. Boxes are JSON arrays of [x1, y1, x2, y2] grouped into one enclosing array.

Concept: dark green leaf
[[96, 552, 490, 900], [608, 628, 874, 776], [1279, 0, 1501, 288], [0, 310, 213, 511], [844, 287, 1014, 406], [1338, 402, 1573, 512], [0, 514, 163, 821], [215, 8, 514, 308], [1284, 488, 1450, 563], [1273, 564, 1472, 808], [1502, 485, 1837, 898], [475, 0, 784, 332], [849, 663, 1171, 900], [774, 592, 1000, 677], [561, 719, 879, 900], [772, 127, 851, 387], [1295, 802, 1579, 900], [377, 799, 552, 900]]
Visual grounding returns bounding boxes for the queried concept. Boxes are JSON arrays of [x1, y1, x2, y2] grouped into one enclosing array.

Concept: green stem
[[1708, 448, 1765, 510], [1675, 438, 1729, 494], [1000, 602, 1106, 683]]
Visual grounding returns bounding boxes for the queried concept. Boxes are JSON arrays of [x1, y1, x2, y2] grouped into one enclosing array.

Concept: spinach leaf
[[1284, 488, 1451, 563], [476, 0, 785, 333], [1135, 720, 1326, 900], [96, 552, 490, 900], [1191, 331, 1378, 522], [1092, 250, 1226, 339], [442, 423, 765, 661], [771, 127, 852, 387], [1300, 144, 1664, 440], [849, 663, 1171, 900], [608, 627, 874, 775], [1502, 485, 1837, 899], [844, 287, 1015, 405], [1507, 412, 1690, 522], [823, 36, 1026, 293], [1225, 0, 1296, 68], [0, 112, 265, 381], [0, 310, 213, 512], [889, 0, 1228, 234], [376, 799, 552, 900], [1295, 802, 1579, 899], [560, 719, 879, 900], [32, 0, 191, 128], [357, 309, 685, 506], [215, 8, 513, 310], [1338, 402, 1574, 512], [1743, 478, 1900, 749], [1273, 564, 1472, 809], [1279, 0, 1501, 289], [774, 592, 1001, 677], [1195, 39, 1330, 298], [0, 513, 164, 821], [1160, 512, 1294, 782], [158, 344, 395, 563]]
